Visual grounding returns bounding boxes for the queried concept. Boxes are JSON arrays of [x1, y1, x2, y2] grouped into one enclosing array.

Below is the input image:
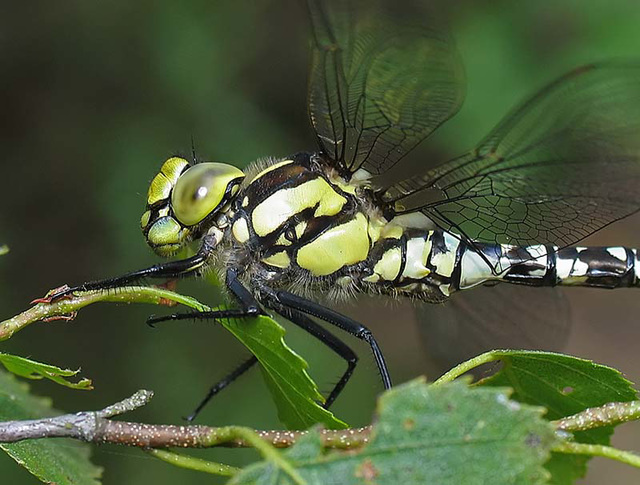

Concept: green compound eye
[[171, 162, 244, 226]]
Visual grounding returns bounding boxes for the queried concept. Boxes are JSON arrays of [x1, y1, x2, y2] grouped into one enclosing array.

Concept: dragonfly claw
[[31, 284, 74, 304], [146, 315, 158, 328], [41, 311, 78, 322]]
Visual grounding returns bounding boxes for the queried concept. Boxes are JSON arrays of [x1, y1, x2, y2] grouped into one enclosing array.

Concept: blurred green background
[[2, 0, 640, 483]]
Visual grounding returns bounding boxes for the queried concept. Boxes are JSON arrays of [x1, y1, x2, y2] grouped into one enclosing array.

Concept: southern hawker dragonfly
[[39, 0, 640, 419]]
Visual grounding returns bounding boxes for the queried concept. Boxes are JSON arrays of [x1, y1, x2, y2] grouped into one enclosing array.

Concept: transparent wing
[[417, 285, 571, 378], [387, 63, 640, 248], [307, 0, 465, 177]]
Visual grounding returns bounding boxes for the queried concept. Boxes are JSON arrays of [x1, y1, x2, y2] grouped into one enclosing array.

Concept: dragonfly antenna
[[190, 134, 198, 164]]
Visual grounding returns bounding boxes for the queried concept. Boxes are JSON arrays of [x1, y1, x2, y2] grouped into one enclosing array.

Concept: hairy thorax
[[218, 153, 448, 303]]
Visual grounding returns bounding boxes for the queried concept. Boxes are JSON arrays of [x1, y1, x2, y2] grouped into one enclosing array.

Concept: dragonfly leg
[[45, 235, 218, 301], [265, 300, 358, 409], [271, 290, 393, 391], [146, 268, 264, 325], [184, 355, 259, 423], [151, 268, 360, 414], [146, 268, 264, 421], [146, 308, 254, 326]]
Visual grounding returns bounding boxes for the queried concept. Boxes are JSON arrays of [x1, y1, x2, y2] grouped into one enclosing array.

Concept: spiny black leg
[[47, 235, 217, 301], [267, 300, 358, 409], [147, 267, 265, 418], [225, 268, 262, 315], [147, 268, 263, 325], [185, 355, 258, 423], [272, 290, 392, 390], [146, 308, 255, 327], [152, 269, 360, 411]]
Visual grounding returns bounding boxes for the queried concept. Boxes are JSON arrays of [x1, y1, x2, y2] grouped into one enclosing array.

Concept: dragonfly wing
[[417, 284, 571, 377], [387, 63, 640, 250], [307, 0, 465, 177]]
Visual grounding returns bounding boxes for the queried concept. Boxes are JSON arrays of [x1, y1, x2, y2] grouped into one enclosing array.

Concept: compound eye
[[171, 163, 244, 226]]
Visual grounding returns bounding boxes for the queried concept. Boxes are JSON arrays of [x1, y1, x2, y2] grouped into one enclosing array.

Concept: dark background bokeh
[[1, 1, 640, 483]]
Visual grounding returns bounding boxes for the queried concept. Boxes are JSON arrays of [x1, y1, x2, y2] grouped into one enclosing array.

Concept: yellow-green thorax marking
[[230, 156, 374, 276]]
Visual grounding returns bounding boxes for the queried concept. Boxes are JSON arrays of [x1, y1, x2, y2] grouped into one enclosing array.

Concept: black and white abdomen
[[361, 229, 462, 302]]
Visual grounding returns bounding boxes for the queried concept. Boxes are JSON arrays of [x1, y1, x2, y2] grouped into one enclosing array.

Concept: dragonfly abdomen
[[363, 227, 640, 301], [362, 229, 464, 302], [459, 243, 640, 290]]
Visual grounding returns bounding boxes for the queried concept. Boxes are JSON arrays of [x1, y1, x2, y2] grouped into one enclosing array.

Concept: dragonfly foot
[[41, 311, 78, 322], [31, 284, 74, 304]]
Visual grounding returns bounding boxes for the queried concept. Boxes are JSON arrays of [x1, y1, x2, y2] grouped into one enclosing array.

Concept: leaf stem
[[146, 449, 239, 476], [554, 441, 640, 468], [433, 350, 498, 384]]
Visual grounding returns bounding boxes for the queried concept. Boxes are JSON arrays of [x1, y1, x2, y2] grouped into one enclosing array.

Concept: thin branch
[[0, 390, 370, 450], [3, 390, 640, 453], [0, 286, 208, 341], [3, 389, 640, 480], [553, 400, 640, 432], [0, 390, 153, 442]]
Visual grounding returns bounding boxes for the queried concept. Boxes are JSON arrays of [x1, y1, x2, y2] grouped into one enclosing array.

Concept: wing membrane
[[418, 285, 571, 377], [388, 63, 640, 247], [307, 0, 465, 176]]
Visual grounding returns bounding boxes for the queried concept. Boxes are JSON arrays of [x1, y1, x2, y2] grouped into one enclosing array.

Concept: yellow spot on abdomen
[[373, 247, 402, 281], [297, 213, 370, 276], [403, 238, 431, 280], [430, 233, 458, 278]]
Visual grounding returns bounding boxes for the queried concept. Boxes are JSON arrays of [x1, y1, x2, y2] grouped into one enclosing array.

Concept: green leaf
[[474, 350, 637, 484], [221, 315, 347, 430], [231, 379, 558, 485], [0, 353, 93, 390], [0, 370, 102, 484]]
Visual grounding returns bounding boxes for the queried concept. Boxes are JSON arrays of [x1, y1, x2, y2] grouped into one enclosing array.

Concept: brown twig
[[0, 390, 370, 449], [4, 388, 639, 458]]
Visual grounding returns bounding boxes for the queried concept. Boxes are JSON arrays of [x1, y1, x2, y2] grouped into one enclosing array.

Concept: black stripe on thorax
[[245, 161, 315, 206]]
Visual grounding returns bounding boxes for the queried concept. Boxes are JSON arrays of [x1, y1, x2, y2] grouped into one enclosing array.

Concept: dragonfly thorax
[[220, 153, 454, 303], [140, 157, 244, 256]]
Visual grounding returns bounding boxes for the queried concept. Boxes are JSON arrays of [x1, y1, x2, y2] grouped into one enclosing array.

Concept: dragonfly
[[41, 0, 640, 420]]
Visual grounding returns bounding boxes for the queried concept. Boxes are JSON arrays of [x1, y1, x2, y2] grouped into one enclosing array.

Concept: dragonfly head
[[140, 157, 245, 256]]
